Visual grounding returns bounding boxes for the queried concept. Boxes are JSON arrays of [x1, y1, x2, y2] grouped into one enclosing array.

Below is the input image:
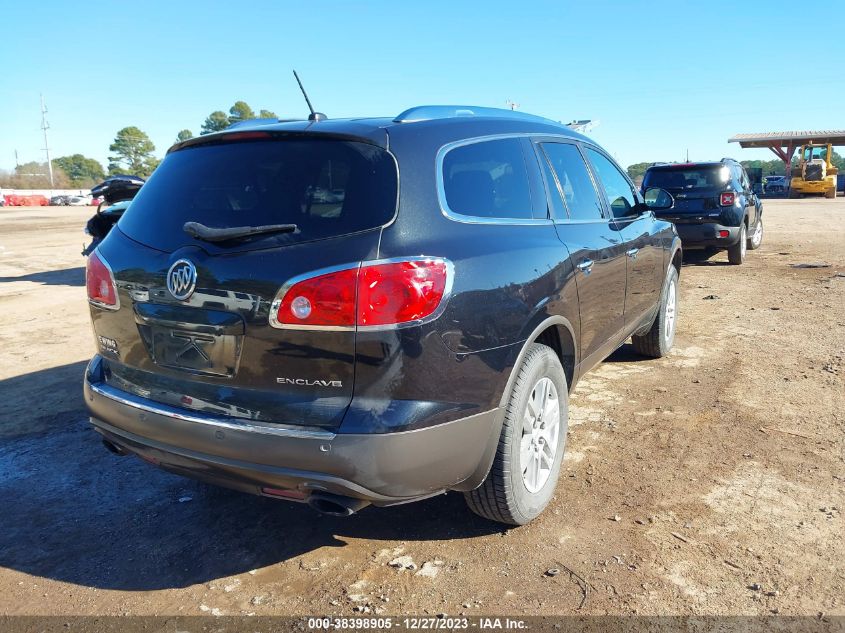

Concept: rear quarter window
[[118, 137, 398, 253], [441, 138, 535, 220]]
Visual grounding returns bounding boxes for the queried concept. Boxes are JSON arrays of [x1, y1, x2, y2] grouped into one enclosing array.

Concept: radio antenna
[[293, 70, 327, 122]]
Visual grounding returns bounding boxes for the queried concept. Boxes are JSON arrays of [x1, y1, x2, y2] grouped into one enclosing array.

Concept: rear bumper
[[84, 357, 499, 505], [672, 222, 742, 249]]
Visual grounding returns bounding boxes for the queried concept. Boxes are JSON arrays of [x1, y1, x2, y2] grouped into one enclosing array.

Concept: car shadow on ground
[[602, 343, 646, 363], [681, 250, 732, 267], [0, 362, 503, 592], [0, 266, 85, 287]]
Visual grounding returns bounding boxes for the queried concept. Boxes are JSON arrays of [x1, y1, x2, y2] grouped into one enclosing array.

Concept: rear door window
[[442, 138, 536, 220], [118, 137, 398, 253], [540, 142, 604, 221]]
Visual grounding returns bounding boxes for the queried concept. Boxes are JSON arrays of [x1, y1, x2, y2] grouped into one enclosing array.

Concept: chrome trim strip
[[268, 256, 454, 332], [89, 381, 337, 440], [87, 249, 121, 311]]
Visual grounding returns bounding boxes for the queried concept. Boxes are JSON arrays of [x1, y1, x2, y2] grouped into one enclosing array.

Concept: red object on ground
[[5, 194, 49, 206]]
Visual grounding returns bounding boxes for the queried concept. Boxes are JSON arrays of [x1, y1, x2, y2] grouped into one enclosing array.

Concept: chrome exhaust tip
[[307, 492, 370, 517], [101, 438, 128, 456]]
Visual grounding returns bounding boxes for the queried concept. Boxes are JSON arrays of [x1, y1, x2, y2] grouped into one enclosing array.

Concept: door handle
[[626, 248, 640, 259], [576, 259, 594, 274]]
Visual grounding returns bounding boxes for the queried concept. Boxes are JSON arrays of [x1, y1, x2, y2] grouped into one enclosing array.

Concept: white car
[[68, 195, 92, 206]]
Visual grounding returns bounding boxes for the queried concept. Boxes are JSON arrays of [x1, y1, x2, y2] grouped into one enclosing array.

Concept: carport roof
[[729, 130, 845, 148]]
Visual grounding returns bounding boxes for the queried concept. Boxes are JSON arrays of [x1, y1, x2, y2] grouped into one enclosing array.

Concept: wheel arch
[[454, 315, 578, 492]]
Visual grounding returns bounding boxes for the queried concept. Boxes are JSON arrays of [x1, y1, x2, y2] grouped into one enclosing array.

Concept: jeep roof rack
[[393, 105, 560, 126]]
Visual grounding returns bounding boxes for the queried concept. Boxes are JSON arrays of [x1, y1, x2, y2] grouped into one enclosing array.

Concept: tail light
[[719, 192, 736, 206], [86, 251, 119, 309], [270, 258, 451, 330]]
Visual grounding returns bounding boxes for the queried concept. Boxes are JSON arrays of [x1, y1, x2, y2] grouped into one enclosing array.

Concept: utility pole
[[40, 94, 54, 190]]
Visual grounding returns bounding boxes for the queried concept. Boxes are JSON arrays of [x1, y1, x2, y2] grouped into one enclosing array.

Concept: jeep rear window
[[643, 166, 730, 191], [117, 138, 397, 252]]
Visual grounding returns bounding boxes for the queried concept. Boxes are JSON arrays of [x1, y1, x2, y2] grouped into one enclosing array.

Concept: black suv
[[84, 106, 681, 525], [641, 158, 763, 264]]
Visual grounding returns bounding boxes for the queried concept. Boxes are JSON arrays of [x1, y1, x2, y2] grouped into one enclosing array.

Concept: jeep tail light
[[271, 258, 451, 329], [86, 251, 119, 309], [719, 192, 735, 206]]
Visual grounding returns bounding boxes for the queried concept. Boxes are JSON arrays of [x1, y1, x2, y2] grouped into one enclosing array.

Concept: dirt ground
[[0, 200, 843, 618]]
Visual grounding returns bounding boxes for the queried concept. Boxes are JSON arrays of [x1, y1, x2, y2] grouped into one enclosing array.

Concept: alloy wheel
[[520, 377, 560, 493]]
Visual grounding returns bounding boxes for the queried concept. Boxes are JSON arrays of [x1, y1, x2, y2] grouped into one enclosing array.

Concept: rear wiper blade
[[183, 221, 298, 242]]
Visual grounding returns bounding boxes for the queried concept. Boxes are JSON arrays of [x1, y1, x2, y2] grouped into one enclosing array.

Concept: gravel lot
[[1, 200, 843, 617]]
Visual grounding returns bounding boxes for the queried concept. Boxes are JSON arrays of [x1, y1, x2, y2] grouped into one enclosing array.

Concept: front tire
[[465, 343, 568, 525], [728, 223, 747, 265], [632, 265, 679, 358]]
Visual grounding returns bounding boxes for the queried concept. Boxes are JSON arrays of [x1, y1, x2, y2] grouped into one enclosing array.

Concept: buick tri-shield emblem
[[166, 259, 197, 301]]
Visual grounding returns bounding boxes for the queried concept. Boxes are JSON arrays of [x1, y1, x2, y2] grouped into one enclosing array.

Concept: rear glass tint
[[442, 138, 534, 219], [118, 138, 397, 252], [643, 166, 730, 191]]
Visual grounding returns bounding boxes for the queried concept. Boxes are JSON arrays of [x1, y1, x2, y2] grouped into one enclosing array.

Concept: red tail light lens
[[274, 267, 359, 328], [86, 251, 119, 309], [271, 258, 451, 329], [720, 192, 735, 206], [357, 260, 449, 326]]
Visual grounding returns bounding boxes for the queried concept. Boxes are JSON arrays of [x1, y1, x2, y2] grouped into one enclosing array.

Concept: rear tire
[[747, 216, 763, 250], [632, 265, 679, 358], [826, 187, 836, 199], [728, 223, 747, 265], [464, 343, 568, 526]]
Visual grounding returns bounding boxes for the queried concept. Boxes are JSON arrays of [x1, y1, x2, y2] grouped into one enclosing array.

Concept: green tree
[[228, 100, 256, 125], [259, 109, 278, 119], [175, 129, 194, 143], [52, 154, 105, 187], [201, 110, 229, 135], [740, 158, 796, 176], [626, 162, 653, 184], [108, 126, 158, 177], [0, 161, 69, 188]]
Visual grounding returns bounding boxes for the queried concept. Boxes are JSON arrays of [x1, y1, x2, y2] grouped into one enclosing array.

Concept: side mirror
[[644, 187, 674, 211]]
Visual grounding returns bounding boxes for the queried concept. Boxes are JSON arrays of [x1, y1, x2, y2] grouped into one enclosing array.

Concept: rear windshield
[[118, 138, 397, 252], [643, 166, 730, 191]]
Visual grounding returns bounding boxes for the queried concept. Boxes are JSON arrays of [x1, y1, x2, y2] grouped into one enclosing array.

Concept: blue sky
[[1, 0, 840, 172]]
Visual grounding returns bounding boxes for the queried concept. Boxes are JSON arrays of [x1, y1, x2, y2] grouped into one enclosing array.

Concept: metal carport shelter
[[728, 130, 845, 177]]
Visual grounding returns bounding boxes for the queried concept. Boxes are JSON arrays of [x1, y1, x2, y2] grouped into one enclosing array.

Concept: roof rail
[[393, 105, 559, 125]]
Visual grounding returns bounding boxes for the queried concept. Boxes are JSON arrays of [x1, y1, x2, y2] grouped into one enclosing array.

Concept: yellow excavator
[[789, 143, 838, 198]]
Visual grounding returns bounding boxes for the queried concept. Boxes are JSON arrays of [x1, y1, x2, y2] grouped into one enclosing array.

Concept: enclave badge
[[166, 259, 197, 301]]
